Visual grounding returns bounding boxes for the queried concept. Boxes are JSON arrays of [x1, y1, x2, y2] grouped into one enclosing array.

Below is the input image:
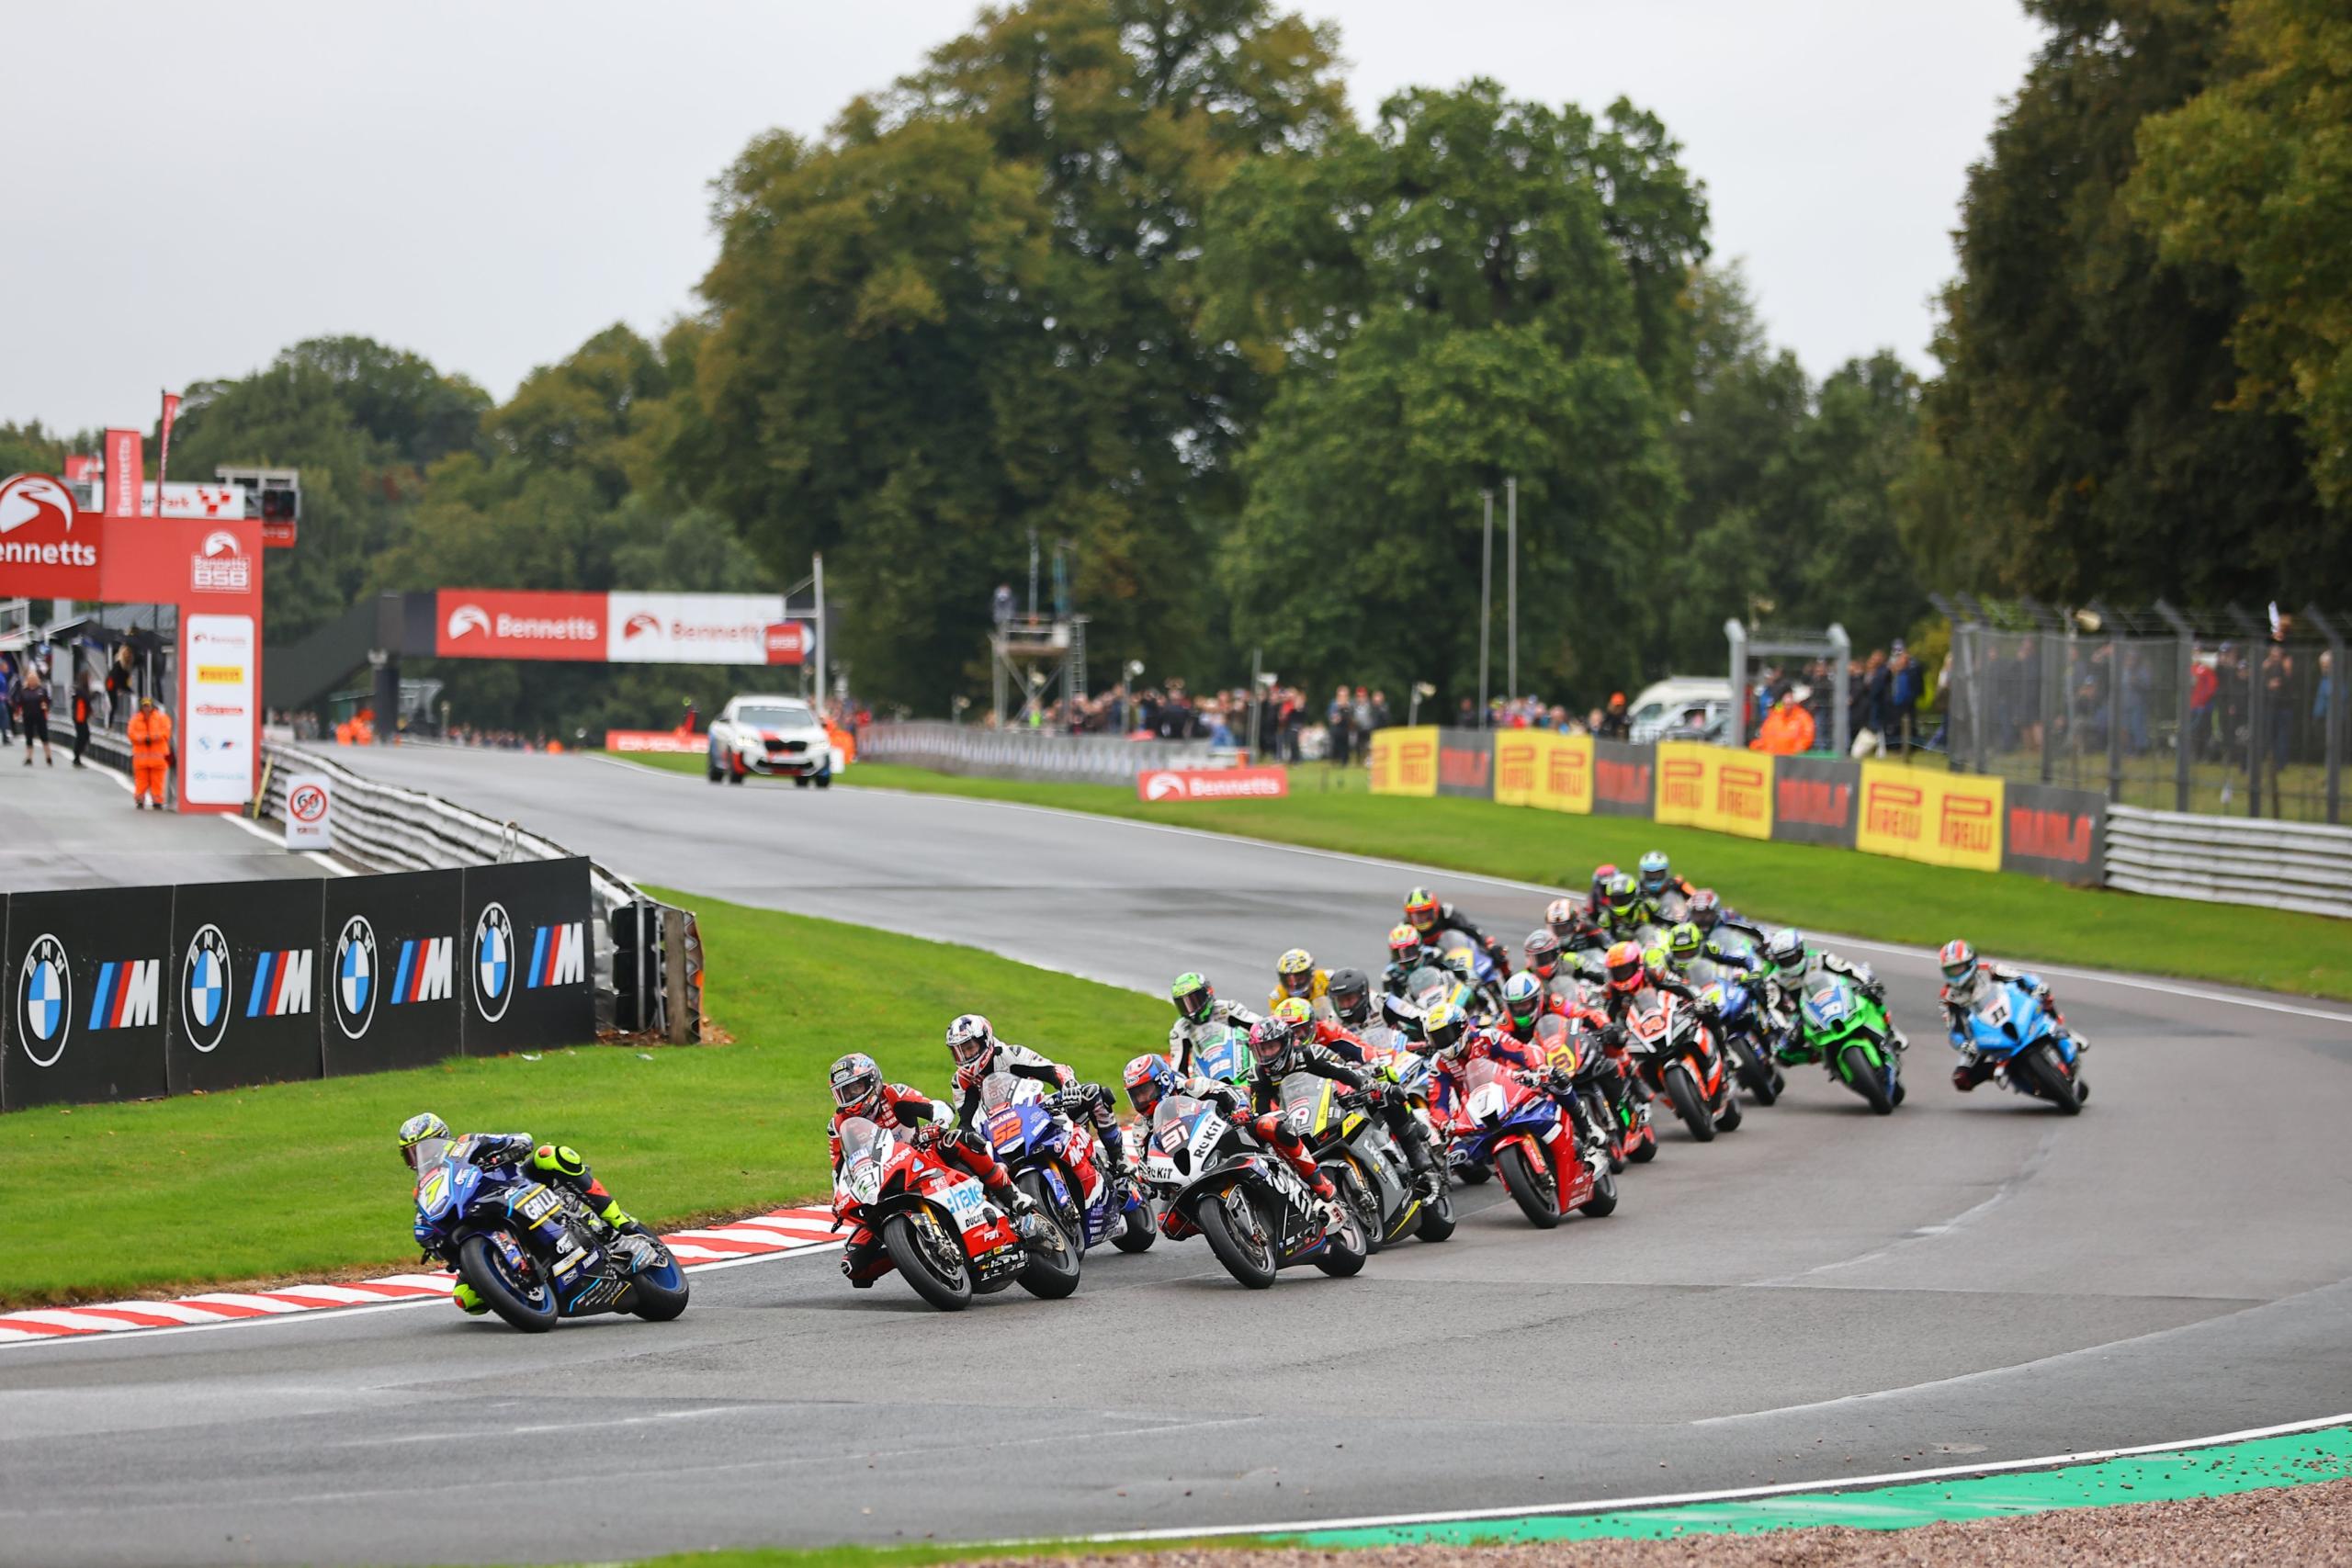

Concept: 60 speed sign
[[284, 773, 334, 851]]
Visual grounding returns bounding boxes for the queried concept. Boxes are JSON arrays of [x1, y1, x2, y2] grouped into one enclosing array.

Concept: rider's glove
[[1602, 1023, 1628, 1048], [909, 1122, 944, 1150]]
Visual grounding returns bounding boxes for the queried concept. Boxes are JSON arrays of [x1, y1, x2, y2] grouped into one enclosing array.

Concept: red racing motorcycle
[[832, 1116, 1080, 1311]]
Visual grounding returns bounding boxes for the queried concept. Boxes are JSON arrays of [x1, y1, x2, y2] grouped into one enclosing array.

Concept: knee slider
[[533, 1144, 585, 1178]]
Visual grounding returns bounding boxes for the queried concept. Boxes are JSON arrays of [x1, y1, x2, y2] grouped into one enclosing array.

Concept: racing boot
[[452, 1282, 490, 1316]]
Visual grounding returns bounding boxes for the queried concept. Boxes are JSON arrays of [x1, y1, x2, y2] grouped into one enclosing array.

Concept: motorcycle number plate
[[1980, 993, 2012, 1027], [989, 1109, 1024, 1148]]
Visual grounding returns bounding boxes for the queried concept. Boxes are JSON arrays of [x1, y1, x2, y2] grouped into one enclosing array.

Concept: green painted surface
[[1288, 1427, 2352, 1544]]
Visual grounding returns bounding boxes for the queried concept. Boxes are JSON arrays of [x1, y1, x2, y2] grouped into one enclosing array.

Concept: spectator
[[991, 582, 1014, 631], [72, 669, 94, 767], [1886, 643, 1919, 755], [1852, 649, 1891, 758], [1750, 689, 1815, 754], [2188, 654, 2219, 761], [127, 694, 171, 807], [1369, 689, 1392, 730], [1597, 692, 1630, 740], [15, 665, 53, 766], [1326, 682, 1354, 766], [0, 654, 13, 748]]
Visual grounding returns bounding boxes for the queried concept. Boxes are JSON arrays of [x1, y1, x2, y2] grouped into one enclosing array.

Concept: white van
[[1627, 677, 1733, 744]]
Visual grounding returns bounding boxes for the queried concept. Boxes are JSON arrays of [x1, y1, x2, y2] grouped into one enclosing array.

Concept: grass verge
[[0, 889, 1163, 1309], [695, 757, 2352, 1000]]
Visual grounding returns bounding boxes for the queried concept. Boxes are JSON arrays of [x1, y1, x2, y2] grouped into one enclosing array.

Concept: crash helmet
[[1589, 863, 1619, 905], [1764, 928, 1809, 976], [1269, 996, 1317, 1034], [1275, 948, 1317, 998], [1642, 942, 1670, 976], [1545, 897, 1582, 940], [1524, 928, 1563, 979], [1501, 972, 1544, 1029], [1603, 940, 1647, 996], [1403, 887, 1441, 933], [398, 1111, 451, 1172], [1637, 851, 1672, 898], [1386, 923, 1422, 962], [944, 1012, 997, 1068], [1124, 1054, 1178, 1116], [1247, 1014, 1298, 1071], [829, 1053, 884, 1119], [1689, 889, 1722, 932], [1939, 939, 1982, 1004], [1667, 921, 1704, 967], [1603, 873, 1641, 922], [1170, 971, 1215, 1023], [1422, 1001, 1469, 1059], [1327, 967, 1373, 1029]]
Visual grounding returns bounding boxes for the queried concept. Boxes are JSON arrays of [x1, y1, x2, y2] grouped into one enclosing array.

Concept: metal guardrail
[[2105, 804, 2352, 919], [857, 720, 1225, 783]]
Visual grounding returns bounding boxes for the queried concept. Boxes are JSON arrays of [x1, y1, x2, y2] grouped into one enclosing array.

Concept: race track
[[4, 745, 2349, 1568]]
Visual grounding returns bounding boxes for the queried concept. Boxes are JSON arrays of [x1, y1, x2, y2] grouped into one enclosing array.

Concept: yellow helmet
[[1275, 948, 1316, 998], [1270, 996, 1317, 1029]]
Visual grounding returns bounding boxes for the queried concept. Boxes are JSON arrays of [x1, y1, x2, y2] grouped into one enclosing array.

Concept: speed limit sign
[[285, 773, 334, 851]]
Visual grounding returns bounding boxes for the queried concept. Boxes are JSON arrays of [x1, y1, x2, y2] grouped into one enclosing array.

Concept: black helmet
[[1328, 967, 1372, 1028]]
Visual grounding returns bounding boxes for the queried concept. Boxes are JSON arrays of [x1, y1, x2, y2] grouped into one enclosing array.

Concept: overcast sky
[[2, 2, 2042, 435]]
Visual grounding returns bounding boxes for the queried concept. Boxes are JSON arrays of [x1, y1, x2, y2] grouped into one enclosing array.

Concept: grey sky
[[2, 2, 2041, 435]]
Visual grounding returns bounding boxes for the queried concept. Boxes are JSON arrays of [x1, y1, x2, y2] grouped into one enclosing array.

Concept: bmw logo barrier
[[322, 870, 467, 1077], [459, 861, 594, 1055], [167, 880, 326, 1096], [1, 888, 172, 1111]]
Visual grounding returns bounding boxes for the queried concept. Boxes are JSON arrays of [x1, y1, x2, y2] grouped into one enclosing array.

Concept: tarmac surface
[[2, 745, 2347, 1567], [0, 741, 328, 893]]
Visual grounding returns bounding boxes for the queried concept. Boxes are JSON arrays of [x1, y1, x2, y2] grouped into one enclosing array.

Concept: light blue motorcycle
[[1953, 976, 2087, 1114]]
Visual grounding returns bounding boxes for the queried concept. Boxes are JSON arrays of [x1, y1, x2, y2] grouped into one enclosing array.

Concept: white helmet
[[945, 1012, 996, 1066]]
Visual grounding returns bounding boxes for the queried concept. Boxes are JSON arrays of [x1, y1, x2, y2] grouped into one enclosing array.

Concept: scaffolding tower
[[991, 615, 1088, 729]]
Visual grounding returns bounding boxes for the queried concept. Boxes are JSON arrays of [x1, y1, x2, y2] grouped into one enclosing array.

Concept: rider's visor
[[1176, 987, 1211, 1022], [831, 1069, 879, 1110], [403, 1135, 451, 1173]]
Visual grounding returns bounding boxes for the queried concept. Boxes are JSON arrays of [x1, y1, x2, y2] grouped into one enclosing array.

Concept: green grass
[[775, 761, 2347, 1001], [0, 890, 1164, 1309]]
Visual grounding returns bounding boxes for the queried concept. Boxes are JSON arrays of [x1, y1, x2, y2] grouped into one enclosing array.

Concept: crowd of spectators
[[1747, 642, 1935, 757]]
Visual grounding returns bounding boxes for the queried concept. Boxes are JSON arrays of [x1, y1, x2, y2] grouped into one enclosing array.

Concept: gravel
[[984, 1477, 2352, 1568]]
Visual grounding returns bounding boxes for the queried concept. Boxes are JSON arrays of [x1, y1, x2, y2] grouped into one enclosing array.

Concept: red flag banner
[[158, 392, 181, 489]]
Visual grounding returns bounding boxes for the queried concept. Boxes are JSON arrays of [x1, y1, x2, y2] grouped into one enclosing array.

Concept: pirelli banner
[[1434, 728, 1493, 799], [1368, 725, 1438, 797], [1653, 741, 1773, 840], [1493, 730, 1596, 814], [1853, 762, 2006, 874], [2, 859, 597, 1112], [1770, 755, 1860, 849]]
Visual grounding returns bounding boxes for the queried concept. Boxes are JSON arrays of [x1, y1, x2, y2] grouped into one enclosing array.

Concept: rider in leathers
[[1403, 887, 1512, 978], [1757, 929, 1905, 1061], [1166, 972, 1263, 1074], [1329, 964, 1422, 1043], [1939, 939, 2074, 1091], [1381, 924, 1444, 1000], [945, 1014, 1130, 1190], [1267, 995, 1443, 1199], [1237, 1013, 1362, 1223], [400, 1113, 642, 1316], [1487, 976, 1623, 1152], [1424, 1004, 1611, 1167], [826, 1052, 1041, 1287]]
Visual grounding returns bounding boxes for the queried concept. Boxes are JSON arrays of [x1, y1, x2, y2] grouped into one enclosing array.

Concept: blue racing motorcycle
[[974, 1070, 1155, 1254], [1954, 976, 2088, 1114], [413, 1136, 687, 1333]]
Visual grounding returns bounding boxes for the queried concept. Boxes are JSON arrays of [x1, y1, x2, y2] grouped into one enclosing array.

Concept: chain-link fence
[[1941, 604, 2345, 824]]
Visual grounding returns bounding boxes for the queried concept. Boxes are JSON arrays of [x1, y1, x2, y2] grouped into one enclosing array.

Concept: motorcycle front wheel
[[1579, 1163, 1620, 1219], [1497, 1144, 1561, 1229], [1111, 1203, 1157, 1253], [1662, 1064, 1714, 1142], [455, 1233, 560, 1333], [1841, 1043, 1894, 1114], [627, 1246, 690, 1322], [1333, 1164, 1385, 1256], [2022, 1043, 2083, 1115], [1197, 1186, 1279, 1289], [1313, 1195, 1369, 1278], [1416, 1184, 1456, 1243], [1013, 1173, 1083, 1299], [882, 1212, 973, 1312]]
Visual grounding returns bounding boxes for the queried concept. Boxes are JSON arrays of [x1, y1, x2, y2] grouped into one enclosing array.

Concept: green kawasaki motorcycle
[[1787, 971, 1905, 1115]]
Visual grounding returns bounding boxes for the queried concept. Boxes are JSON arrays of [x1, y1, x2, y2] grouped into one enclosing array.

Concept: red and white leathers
[[830, 1083, 1018, 1284]]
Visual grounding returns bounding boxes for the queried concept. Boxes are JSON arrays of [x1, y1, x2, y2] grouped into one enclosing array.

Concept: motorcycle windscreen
[[1279, 1071, 1332, 1137]]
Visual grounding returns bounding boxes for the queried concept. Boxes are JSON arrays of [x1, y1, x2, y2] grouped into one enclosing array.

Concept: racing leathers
[[1412, 903, 1512, 978], [1289, 1016, 1442, 1196], [953, 1043, 1128, 1187], [1237, 1040, 1362, 1205], [1942, 963, 2069, 1089], [1482, 1006, 1620, 1151], [1760, 949, 1901, 1063], [1169, 998, 1265, 1074], [831, 1084, 1023, 1286], [412, 1132, 634, 1255]]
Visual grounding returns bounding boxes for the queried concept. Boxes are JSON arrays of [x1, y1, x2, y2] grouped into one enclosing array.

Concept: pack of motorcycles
[[427, 890, 2087, 1325]]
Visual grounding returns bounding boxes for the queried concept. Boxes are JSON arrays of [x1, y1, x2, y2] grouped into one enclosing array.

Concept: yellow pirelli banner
[[1492, 729, 1595, 814], [1368, 725, 1439, 797], [1652, 740, 1774, 840], [1853, 761, 2005, 872]]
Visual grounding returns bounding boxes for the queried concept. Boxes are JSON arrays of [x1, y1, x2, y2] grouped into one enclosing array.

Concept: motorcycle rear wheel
[[1497, 1145, 1561, 1229], [1198, 1187, 1279, 1289], [455, 1234, 560, 1333], [881, 1212, 973, 1312], [1842, 1044, 1894, 1114], [1663, 1065, 1714, 1142], [2023, 1044, 2083, 1116], [1416, 1184, 1456, 1243], [627, 1247, 690, 1322], [1111, 1204, 1157, 1253], [1014, 1173, 1083, 1299]]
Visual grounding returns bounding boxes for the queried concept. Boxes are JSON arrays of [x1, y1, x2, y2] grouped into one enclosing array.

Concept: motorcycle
[[1623, 985, 1741, 1141], [1436, 931, 1508, 1019], [1139, 1086, 1368, 1288], [1191, 1024, 1255, 1089], [1447, 1052, 1617, 1228], [1794, 973, 1905, 1114], [1280, 1066, 1452, 1249], [1532, 1012, 1653, 1171], [413, 1139, 687, 1334], [833, 1115, 1080, 1310], [974, 1069, 1153, 1256], [1687, 960, 1785, 1105], [1956, 978, 2087, 1113]]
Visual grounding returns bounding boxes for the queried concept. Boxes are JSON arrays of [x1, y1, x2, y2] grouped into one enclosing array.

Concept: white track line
[[1089, 1409, 2352, 1541]]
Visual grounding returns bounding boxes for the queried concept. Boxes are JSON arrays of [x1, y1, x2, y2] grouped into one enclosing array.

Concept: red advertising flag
[[104, 429, 144, 517], [434, 589, 607, 660], [158, 391, 181, 489], [763, 621, 808, 666]]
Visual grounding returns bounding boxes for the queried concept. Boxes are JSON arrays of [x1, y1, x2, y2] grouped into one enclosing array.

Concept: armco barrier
[[857, 720, 1221, 783], [1, 860, 596, 1111], [2105, 806, 2352, 918]]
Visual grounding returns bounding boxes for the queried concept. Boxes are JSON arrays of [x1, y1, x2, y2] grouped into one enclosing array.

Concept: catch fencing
[[1, 861, 596, 1111], [857, 720, 1226, 783]]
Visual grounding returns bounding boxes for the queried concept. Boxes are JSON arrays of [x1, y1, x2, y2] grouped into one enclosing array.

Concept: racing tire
[[815, 768, 832, 790], [1627, 1132, 1658, 1164], [1455, 1161, 1491, 1185], [2023, 1044, 2083, 1116], [1662, 1065, 1714, 1142], [1843, 1044, 1894, 1115], [1313, 1193, 1369, 1279], [727, 770, 745, 785], [1716, 1095, 1743, 1134], [626, 1247, 690, 1322], [1111, 1204, 1157, 1253], [707, 760, 723, 784], [1197, 1187, 1279, 1289], [793, 774, 810, 789], [455, 1233, 560, 1333], [1496, 1144, 1561, 1230], [1578, 1163, 1620, 1219], [1739, 1046, 1780, 1105], [1014, 1172, 1083, 1299], [1415, 1184, 1456, 1243], [1333, 1164, 1385, 1256], [881, 1211, 973, 1312]]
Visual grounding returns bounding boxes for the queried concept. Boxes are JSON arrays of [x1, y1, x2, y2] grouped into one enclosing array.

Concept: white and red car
[[707, 694, 841, 788]]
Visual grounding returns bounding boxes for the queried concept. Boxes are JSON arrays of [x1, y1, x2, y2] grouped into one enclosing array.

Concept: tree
[[2127, 0, 2352, 535], [1911, 0, 2335, 607]]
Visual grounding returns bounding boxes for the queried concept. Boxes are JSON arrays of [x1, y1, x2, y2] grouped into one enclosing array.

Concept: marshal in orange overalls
[[129, 701, 173, 807]]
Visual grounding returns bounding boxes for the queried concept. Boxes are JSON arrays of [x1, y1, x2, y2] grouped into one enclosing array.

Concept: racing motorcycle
[[413, 1138, 687, 1333], [1955, 977, 2087, 1114], [1532, 1012, 1652, 1171], [974, 1069, 1153, 1256], [1623, 985, 1741, 1141], [1139, 1084, 1367, 1288], [1436, 931, 1508, 1020], [1792, 972, 1905, 1114], [1280, 1066, 1452, 1249], [833, 1115, 1080, 1310], [1687, 959, 1784, 1105], [1449, 1052, 1617, 1228]]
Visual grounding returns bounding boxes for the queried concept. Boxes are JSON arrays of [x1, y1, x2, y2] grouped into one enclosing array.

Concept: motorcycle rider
[[1381, 923, 1442, 999], [1938, 939, 2076, 1091], [1238, 1009, 1371, 1227], [1544, 896, 1611, 953], [1636, 850, 1697, 906], [1402, 887, 1512, 978], [1269, 948, 1330, 1014], [1167, 971, 1263, 1073], [1688, 889, 1767, 947], [1597, 873, 1648, 941], [828, 1051, 1044, 1287], [1758, 928, 1905, 1060], [1522, 929, 1578, 1002], [1423, 1002, 1611, 1163], [400, 1111, 640, 1316], [1266, 994, 1443, 1199], [1589, 863, 1621, 912], [1493, 973, 1628, 1148], [944, 1013, 1130, 1192], [1666, 919, 1763, 979], [1329, 964, 1421, 1043]]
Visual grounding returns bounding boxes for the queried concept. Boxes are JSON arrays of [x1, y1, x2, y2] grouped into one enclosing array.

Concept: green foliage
[[0, 420, 82, 479], [1910, 0, 2344, 607]]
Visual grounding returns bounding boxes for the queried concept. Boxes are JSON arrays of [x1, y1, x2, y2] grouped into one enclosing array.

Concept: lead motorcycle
[[413, 1137, 687, 1333], [1139, 1084, 1368, 1288], [1955, 976, 2087, 1114], [833, 1116, 1080, 1310]]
